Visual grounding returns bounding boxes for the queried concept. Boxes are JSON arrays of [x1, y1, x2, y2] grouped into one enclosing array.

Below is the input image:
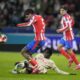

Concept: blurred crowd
[[0, 0, 80, 33]]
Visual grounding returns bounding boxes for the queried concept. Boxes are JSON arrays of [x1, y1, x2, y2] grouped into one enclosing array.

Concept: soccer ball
[[18, 62, 25, 68], [0, 34, 7, 43]]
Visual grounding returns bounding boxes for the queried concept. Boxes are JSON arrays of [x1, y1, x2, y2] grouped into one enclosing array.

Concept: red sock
[[29, 58, 37, 66], [70, 52, 79, 65], [59, 48, 71, 59]]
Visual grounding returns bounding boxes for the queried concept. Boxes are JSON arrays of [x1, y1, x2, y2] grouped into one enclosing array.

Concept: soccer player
[[12, 48, 69, 75], [56, 6, 80, 69], [17, 9, 47, 67]]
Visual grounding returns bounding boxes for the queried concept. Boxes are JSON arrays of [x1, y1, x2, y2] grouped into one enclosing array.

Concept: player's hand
[[56, 29, 61, 33]]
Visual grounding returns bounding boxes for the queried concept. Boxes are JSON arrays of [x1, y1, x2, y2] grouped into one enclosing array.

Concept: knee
[[57, 44, 62, 51], [21, 48, 32, 58], [21, 48, 25, 55], [67, 49, 72, 54], [21, 48, 28, 56]]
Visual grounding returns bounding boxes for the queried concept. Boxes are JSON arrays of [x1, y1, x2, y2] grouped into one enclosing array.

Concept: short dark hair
[[43, 47, 53, 59], [25, 9, 34, 15], [60, 6, 68, 11]]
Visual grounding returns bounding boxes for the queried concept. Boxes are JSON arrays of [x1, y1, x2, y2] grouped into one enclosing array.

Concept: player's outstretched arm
[[56, 26, 69, 33], [51, 61, 69, 75], [17, 22, 29, 27], [17, 16, 35, 27], [54, 67, 69, 75]]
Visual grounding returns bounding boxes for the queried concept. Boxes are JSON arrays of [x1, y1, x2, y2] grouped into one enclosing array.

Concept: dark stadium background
[[0, 0, 80, 53]]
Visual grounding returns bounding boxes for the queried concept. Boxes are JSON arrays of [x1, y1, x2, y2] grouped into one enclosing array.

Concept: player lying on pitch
[[11, 48, 74, 75]]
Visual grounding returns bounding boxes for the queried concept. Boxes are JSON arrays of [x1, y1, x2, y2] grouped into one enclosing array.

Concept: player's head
[[60, 6, 68, 15], [43, 47, 53, 59], [24, 9, 34, 19]]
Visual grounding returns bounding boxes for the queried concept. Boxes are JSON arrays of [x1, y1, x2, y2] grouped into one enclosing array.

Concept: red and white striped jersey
[[17, 15, 46, 41], [60, 13, 74, 40], [31, 15, 46, 41]]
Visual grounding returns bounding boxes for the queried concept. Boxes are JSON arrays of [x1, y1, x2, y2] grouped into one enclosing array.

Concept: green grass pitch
[[0, 51, 80, 80]]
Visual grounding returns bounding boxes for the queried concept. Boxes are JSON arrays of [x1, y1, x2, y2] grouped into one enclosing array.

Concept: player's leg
[[57, 38, 71, 60], [67, 48, 80, 69], [49, 60, 69, 75], [21, 48, 32, 60], [67, 49, 79, 65], [21, 40, 38, 66], [21, 40, 46, 66], [66, 40, 80, 68]]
